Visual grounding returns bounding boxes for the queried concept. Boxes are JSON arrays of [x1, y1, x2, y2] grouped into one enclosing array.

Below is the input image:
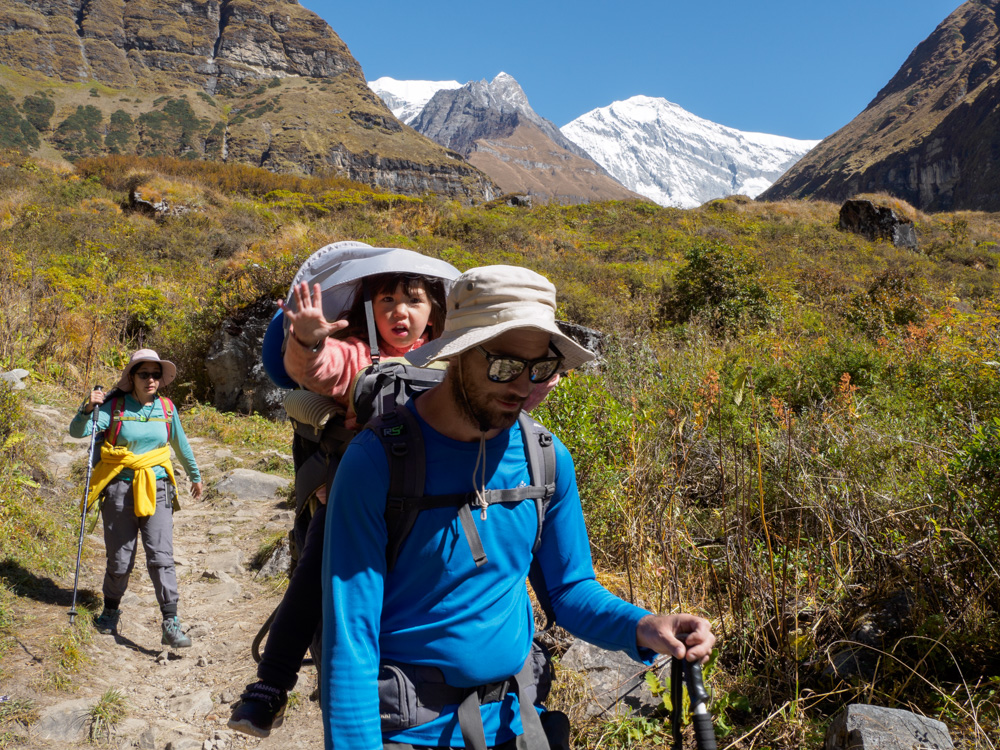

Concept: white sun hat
[[404, 265, 595, 372]]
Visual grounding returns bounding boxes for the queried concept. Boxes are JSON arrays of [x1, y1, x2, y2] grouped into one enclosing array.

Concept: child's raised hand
[[280, 282, 349, 349]]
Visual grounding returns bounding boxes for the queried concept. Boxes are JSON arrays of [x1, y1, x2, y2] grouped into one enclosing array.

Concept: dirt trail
[[3, 397, 326, 750]]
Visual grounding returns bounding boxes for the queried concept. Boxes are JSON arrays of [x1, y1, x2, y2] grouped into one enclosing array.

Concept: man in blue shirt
[[321, 265, 715, 750]]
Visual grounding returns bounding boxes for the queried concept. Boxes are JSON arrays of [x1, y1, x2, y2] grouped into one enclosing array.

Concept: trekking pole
[[68, 386, 102, 626], [671, 637, 718, 750]]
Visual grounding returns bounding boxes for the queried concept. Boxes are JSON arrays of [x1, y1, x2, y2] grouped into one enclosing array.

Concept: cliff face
[[0, 0, 497, 201], [0, 0, 360, 90], [761, 0, 1000, 212]]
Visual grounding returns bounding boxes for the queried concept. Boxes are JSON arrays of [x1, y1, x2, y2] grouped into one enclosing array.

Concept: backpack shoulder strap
[[518, 412, 558, 629], [104, 396, 126, 446], [370, 406, 426, 571]]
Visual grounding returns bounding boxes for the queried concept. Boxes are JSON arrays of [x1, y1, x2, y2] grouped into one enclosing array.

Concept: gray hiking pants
[[102, 477, 179, 613]]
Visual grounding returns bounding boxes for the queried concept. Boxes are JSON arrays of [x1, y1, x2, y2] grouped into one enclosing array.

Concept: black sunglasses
[[134, 371, 162, 380], [475, 344, 563, 384]]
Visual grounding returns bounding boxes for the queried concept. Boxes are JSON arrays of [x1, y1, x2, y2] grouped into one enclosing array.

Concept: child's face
[[373, 281, 433, 351]]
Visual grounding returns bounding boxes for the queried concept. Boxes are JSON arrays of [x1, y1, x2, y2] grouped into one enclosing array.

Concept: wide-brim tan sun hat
[[405, 265, 595, 372], [116, 349, 177, 391]]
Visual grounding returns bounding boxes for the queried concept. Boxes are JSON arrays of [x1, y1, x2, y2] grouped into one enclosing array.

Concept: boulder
[[257, 536, 292, 578], [205, 298, 287, 419], [31, 697, 92, 743], [130, 188, 193, 218], [838, 200, 918, 249], [823, 591, 915, 683], [559, 639, 667, 718], [0, 368, 30, 390], [213, 468, 290, 501], [825, 704, 954, 749], [556, 321, 605, 366]]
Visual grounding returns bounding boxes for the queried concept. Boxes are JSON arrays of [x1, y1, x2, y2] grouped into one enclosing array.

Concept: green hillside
[[1, 152, 998, 746]]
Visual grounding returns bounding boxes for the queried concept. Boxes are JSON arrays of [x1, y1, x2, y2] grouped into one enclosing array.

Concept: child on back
[[228, 272, 447, 737]]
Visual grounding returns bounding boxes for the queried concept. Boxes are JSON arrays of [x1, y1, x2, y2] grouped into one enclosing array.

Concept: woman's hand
[[279, 282, 349, 349], [190, 482, 204, 500], [82, 388, 105, 414]]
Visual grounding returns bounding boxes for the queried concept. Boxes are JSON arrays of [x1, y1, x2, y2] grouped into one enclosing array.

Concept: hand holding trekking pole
[[636, 613, 715, 664], [81, 387, 105, 414], [280, 282, 349, 349], [69, 385, 103, 625]]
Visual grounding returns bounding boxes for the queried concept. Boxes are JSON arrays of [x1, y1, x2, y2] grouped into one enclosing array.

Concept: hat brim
[[117, 359, 177, 391], [405, 320, 594, 372]]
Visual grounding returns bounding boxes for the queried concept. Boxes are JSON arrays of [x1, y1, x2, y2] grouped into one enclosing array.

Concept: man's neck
[[415, 382, 504, 442]]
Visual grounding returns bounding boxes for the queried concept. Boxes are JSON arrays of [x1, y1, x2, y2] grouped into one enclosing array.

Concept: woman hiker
[[69, 348, 203, 648]]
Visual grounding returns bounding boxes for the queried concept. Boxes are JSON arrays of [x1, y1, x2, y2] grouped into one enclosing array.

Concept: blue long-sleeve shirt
[[68, 394, 201, 483], [321, 399, 652, 749]]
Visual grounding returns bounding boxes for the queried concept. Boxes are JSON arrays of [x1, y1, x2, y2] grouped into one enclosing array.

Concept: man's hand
[[190, 481, 204, 500], [636, 613, 715, 663], [279, 282, 349, 349]]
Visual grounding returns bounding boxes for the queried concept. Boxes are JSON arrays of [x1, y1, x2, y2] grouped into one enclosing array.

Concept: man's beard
[[450, 357, 524, 433]]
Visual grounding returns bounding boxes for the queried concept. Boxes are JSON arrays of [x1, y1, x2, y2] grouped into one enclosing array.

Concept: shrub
[[52, 106, 104, 159], [20, 93, 54, 132], [663, 240, 778, 332], [0, 89, 40, 151]]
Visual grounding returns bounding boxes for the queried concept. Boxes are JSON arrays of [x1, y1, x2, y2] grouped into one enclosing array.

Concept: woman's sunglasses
[[475, 344, 563, 384], [134, 371, 162, 380]]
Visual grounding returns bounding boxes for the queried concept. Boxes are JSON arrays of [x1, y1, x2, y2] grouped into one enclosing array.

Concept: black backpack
[[368, 401, 558, 626]]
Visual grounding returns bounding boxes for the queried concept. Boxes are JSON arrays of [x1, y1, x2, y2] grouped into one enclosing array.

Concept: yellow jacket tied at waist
[[85, 444, 177, 516]]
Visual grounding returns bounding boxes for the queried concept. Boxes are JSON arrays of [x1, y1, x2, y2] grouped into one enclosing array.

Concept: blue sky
[[300, 1, 963, 141]]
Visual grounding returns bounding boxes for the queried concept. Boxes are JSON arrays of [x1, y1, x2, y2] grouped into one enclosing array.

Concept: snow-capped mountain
[[370, 73, 641, 204], [368, 77, 462, 125], [562, 96, 820, 209]]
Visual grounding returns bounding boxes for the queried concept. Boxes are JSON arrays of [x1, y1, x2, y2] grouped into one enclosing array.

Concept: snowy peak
[[410, 72, 594, 162], [562, 96, 820, 208], [367, 76, 461, 125], [370, 73, 637, 204], [487, 71, 531, 112]]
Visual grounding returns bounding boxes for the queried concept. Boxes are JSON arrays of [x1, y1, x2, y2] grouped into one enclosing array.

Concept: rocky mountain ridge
[[374, 72, 642, 204], [0, 0, 360, 92], [0, 0, 497, 201], [761, 0, 1000, 212], [374, 74, 818, 208]]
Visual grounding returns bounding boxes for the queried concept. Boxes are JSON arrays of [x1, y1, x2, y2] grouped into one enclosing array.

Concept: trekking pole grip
[[684, 662, 718, 750]]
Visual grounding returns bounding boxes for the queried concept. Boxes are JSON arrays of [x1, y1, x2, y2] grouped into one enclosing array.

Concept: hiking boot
[[93, 608, 121, 635], [161, 616, 192, 648], [227, 681, 288, 738]]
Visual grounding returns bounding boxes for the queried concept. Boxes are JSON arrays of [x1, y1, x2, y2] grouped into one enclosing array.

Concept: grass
[[0, 696, 37, 750], [2, 154, 1000, 746], [88, 688, 127, 744]]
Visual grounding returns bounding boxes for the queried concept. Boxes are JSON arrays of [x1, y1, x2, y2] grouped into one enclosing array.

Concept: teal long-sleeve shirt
[[69, 393, 201, 484]]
